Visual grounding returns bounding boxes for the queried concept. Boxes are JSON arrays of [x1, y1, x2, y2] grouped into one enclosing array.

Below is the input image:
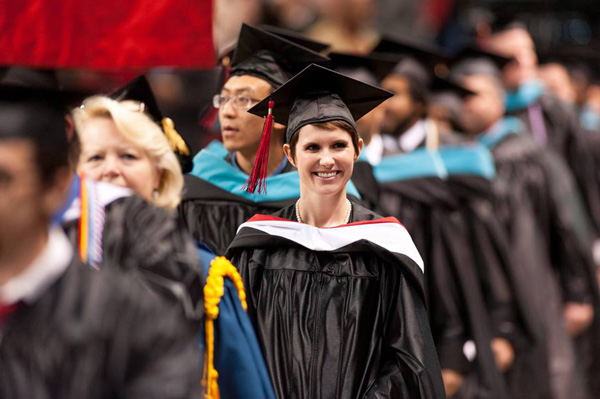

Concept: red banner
[[0, 0, 215, 71]]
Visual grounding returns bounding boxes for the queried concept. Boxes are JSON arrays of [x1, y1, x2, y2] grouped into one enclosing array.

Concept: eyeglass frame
[[212, 93, 262, 110]]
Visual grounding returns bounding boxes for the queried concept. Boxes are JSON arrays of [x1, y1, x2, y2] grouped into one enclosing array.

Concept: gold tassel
[[161, 117, 190, 156], [203, 256, 248, 399]]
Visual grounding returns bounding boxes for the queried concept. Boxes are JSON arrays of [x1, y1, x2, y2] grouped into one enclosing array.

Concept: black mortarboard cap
[[430, 76, 475, 97], [229, 24, 330, 88], [537, 44, 600, 85], [0, 66, 85, 148], [329, 52, 398, 85], [371, 36, 449, 72], [244, 63, 392, 194], [370, 37, 449, 103], [110, 75, 193, 172], [489, 15, 528, 35], [259, 25, 331, 53], [449, 45, 513, 70], [249, 63, 393, 144]]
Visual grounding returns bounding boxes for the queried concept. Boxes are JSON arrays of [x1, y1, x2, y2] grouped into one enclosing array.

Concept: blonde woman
[[73, 95, 183, 211], [63, 85, 204, 321]]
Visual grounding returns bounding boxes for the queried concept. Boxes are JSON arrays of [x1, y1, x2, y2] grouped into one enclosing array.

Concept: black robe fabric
[[511, 94, 600, 245], [0, 258, 203, 399], [444, 174, 549, 399], [484, 131, 600, 399], [378, 174, 511, 399], [63, 195, 205, 321], [226, 202, 445, 399], [179, 145, 368, 255], [178, 173, 296, 255], [351, 159, 382, 213]]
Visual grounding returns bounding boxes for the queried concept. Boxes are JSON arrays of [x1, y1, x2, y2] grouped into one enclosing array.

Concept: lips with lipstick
[[314, 171, 342, 180]]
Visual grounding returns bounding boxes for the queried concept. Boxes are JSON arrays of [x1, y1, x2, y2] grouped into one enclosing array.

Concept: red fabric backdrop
[[0, 0, 214, 71]]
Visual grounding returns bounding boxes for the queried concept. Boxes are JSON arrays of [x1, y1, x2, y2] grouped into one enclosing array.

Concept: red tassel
[[244, 100, 274, 194]]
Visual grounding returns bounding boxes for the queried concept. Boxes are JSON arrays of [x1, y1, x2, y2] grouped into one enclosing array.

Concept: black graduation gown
[[226, 202, 445, 399], [178, 142, 365, 255], [444, 173, 549, 399], [480, 127, 599, 399], [376, 160, 508, 399], [350, 157, 382, 213], [511, 94, 600, 248], [0, 258, 203, 399], [63, 192, 205, 321]]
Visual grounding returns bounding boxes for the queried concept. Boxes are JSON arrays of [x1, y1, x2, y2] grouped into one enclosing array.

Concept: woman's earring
[[152, 189, 159, 200]]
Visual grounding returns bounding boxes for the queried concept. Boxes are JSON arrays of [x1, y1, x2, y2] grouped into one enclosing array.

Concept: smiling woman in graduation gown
[[226, 64, 444, 399]]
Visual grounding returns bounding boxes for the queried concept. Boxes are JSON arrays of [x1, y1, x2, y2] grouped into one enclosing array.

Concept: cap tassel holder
[[244, 100, 274, 194]]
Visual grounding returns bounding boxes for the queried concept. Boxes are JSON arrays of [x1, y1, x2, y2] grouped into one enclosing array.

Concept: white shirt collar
[[365, 133, 384, 165], [0, 227, 74, 305], [398, 119, 427, 153]]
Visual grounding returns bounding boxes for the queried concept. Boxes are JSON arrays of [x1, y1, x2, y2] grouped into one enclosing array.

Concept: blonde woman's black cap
[[110, 75, 194, 172], [229, 24, 330, 88]]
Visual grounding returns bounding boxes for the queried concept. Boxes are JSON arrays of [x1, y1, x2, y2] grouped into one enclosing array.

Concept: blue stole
[[581, 105, 600, 131], [477, 117, 524, 149], [189, 141, 362, 202], [505, 80, 545, 112], [374, 144, 496, 182]]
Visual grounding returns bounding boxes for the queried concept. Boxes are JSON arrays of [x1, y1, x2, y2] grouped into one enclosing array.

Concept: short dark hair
[[289, 120, 360, 160], [34, 140, 70, 186]]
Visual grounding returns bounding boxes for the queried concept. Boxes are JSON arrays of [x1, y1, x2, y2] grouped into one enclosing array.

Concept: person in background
[[370, 37, 447, 157], [453, 56, 600, 399], [0, 77, 203, 399], [63, 75, 205, 321], [177, 24, 337, 255], [74, 95, 183, 211]]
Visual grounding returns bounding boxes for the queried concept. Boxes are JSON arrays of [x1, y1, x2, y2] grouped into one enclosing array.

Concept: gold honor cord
[[203, 257, 248, 399], [162, 117, 191, 156]]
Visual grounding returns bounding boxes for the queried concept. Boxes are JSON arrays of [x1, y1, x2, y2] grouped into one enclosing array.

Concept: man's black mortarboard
[[110, 75, 193, 173], [489, 15, 528, 35], [370, 37, 448, 103], [538, 44, 600, 84], [447, 45, 512, 80], [371, 37, 449, 73], [430, 76, 475, 98], [229, 24, 330, 89], [259, 25, 331, 53], [244, 63, 392, 193], [449, 46, 513, 70], [0, 67, 85, 149], [329, 52, 398, 85]]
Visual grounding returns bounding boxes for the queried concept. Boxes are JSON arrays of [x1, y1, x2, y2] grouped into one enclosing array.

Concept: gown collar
[[0, 227, 73, 306]]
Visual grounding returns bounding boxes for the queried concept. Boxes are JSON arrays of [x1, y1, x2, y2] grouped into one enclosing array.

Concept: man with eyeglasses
[[178, 24, 330, 255]]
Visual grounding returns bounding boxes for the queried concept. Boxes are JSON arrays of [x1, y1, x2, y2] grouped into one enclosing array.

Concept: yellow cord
[[203, 256, 248, 399], [162, 117, 191, 156]]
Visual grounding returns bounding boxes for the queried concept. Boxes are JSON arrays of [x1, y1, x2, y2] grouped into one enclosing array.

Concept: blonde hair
[[72, 96, 183, 210]]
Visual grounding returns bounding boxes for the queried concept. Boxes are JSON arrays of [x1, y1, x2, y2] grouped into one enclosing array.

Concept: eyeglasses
[[213, 94, 261, 110]]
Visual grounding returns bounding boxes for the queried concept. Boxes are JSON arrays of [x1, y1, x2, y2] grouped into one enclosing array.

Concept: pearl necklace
[[295, 198, 352, 225]]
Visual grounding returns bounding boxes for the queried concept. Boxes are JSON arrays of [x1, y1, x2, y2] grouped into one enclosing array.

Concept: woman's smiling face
[[285, 123, 362, 197]]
